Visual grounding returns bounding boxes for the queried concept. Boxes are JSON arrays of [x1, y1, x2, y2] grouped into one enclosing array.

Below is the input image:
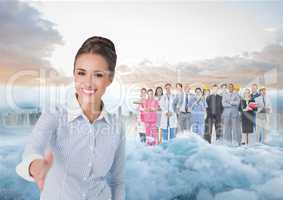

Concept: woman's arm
[[16, 109, 58, 182], [109, 122, 126, 200], [148, 100, 159, 112], [133, 101, 142, 105], [222, 93, 231, 108], [204, 99, 208, 109]]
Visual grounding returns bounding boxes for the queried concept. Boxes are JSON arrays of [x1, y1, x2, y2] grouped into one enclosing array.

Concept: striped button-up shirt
[[16, 93, 125, 200]]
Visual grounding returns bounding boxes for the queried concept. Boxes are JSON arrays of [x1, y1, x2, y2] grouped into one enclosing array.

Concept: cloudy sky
[[0, 0, 282, 87]]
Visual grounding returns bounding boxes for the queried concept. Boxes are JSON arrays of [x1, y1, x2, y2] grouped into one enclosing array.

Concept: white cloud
[[26, 1, 279, 76], [264, 27, 277, 32], [0, 1, 63, 84]]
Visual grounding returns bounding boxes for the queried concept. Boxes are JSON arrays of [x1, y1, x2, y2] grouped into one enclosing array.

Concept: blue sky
[[231, 1, 283, 27]]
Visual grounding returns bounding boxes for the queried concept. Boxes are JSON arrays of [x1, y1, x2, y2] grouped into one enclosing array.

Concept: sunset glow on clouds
[[0, 1, 282, 87], [0, 1, 64, 85]]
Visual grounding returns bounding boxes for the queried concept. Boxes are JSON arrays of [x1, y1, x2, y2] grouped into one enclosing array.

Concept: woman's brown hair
[[73, 36, 117, 78]]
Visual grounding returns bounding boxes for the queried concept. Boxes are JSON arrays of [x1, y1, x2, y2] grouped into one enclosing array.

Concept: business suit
[[251, 92, 260, 129], [176, 92, 194, 133], [204, 94, 223, 143]]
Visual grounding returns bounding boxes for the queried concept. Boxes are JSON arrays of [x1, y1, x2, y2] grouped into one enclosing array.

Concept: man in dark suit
[[204, 84, 224, 143]]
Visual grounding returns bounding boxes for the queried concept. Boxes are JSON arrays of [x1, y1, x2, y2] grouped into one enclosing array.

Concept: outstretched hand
[[29, 151, 53, 191]]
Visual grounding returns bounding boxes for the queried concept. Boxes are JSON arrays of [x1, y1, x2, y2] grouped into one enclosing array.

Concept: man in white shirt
[[255, 87, 272, 144], [176, 84, 194, 133]]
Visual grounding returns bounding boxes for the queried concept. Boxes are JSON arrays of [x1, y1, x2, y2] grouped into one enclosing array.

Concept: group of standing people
[[134, 82, 272, 147], [134, 84, 178, 145]]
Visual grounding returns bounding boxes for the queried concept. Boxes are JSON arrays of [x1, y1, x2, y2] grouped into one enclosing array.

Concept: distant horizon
[[0, 84, 282, 115]]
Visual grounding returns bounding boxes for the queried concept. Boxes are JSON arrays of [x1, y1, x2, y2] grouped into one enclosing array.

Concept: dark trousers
[[204, 114, 222, 143], [139, 132, 146, 143]]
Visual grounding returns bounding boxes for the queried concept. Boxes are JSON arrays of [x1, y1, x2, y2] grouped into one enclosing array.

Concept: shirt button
[[88, 162, 92, 167], [90, 146, 94, 151], [82, 193, 86, 198], [83, 177, 87, 181]]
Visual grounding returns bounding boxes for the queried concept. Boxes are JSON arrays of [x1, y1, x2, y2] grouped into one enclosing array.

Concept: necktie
[[167, 95, 170, 112], [167, 95, 170, 128], [185, 93, 189, 112]]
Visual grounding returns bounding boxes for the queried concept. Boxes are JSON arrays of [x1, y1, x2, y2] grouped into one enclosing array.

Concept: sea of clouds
[[1, 126, 283, 200]]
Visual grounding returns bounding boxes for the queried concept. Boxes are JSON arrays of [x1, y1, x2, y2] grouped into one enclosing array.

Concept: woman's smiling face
[[74, 53, 112, 103]]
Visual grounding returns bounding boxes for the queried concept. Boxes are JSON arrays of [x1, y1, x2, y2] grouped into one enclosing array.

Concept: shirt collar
[[66, 92, 111, 124]]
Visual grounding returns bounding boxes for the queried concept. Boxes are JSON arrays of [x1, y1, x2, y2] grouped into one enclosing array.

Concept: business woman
[[16, 36, 125, 200], [240, 88, 256, 145]]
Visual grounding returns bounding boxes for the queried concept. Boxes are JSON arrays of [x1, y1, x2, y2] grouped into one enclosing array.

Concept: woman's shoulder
[[31, 105, 64, 134], [105, 112, 126, 140], [39, 104, 64, 119], [38, 103, 72, 127]]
